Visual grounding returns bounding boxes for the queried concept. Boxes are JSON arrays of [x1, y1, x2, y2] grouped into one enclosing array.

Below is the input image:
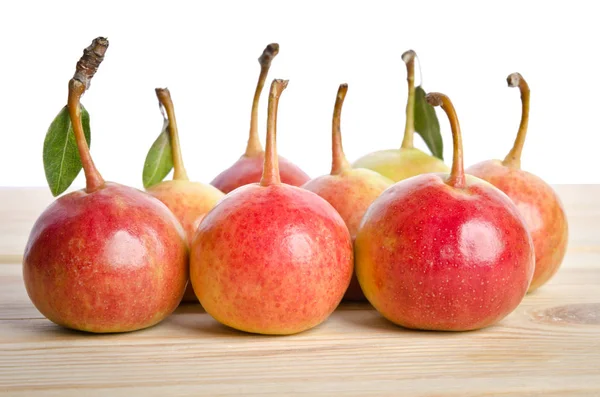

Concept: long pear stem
[[67, 37, 109, 193], [260, 79, 288, 186], [68, 81, 105, 192], [426, 93, 465, 189], [401, 50, 416, 149], [245, 43, 280, 157], [502, 73, 530, 169], [331, 84, 350, 175], [156, 88, 188, 181]]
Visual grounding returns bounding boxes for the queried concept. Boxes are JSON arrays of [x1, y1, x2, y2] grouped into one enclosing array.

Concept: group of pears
[[23, 38, 567, 335]]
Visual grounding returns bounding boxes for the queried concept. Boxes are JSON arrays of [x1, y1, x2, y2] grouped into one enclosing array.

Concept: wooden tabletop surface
[[1, 186, 599, 396]]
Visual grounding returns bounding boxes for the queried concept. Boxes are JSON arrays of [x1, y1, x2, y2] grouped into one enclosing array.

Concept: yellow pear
[[353, 50, 448, 181], [144, 89, 225, 303], [302, 84, 392, 301]]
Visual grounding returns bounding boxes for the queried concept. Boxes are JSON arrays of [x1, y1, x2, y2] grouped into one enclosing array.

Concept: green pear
[[353, 50, 448, 181]]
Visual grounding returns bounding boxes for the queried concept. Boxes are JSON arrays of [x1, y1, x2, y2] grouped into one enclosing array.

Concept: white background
[[0, 0, 597, 189]]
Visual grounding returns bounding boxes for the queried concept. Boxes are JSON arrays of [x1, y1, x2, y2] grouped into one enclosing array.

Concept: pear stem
[[68, 81, 105, 192], [331, 84, 350, 175], [156, 88, 188, 181], [426, 92, 465, 189], [401, 50, 416, 149], [67, 37, 109, 193], [502, 73, 530, 169], [260, 79, 288, 187], [245, 43, 280, 157]]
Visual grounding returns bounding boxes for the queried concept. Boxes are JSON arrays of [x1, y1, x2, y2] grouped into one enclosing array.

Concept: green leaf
[[414, 86, 443, 160], [43, 105, 91, 197], [142, 119, 173, 188]]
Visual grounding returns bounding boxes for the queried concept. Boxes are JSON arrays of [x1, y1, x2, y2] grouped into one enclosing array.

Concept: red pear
[[302, 84, 392, 301], [192, 79, 353, 335], [467, 73, 568, 292], [23, 38, 188, 333], [210, 44, 309, 193], [144, 88, 224, 302], [355, 91, 534, 331]]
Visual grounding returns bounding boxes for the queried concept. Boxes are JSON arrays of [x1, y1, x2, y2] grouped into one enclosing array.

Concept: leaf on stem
[[43, 105, 91, 196], [142, 119, 173, 188], [414, 86, 443, 160]]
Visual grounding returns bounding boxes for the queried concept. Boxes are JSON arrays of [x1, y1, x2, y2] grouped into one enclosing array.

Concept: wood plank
[[1, 185, 600, 396], [1, 264, 599, 396], [0, 187, 53, 263]]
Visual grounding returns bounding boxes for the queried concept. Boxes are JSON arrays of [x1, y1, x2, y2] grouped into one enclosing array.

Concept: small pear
[[192, 80, 353, 335], [355, 91, 534, 331], [353, 50, 448, 181], [466, 73, 568, 292], [211, 44, 309, 193], [302, 84, 392, 301], [145, 89, 225, 302], [24, 38, 188, 333]]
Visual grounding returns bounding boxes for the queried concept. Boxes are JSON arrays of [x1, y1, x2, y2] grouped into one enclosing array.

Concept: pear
[[466, 73, 568, 292], [192, 80, 353, 335], [145, 89, 224, 302], [302, 84, 392, 301], [353, 50, 448, 181], [211, 44, 309, 193], [24, 38, 188, 333], [355, 91, 534, 331]]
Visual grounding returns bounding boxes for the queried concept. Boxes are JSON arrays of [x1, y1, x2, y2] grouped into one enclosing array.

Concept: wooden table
[[1, 186, 599, 396]]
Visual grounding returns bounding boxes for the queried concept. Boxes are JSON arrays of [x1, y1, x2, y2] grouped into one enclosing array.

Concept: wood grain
[[1, 186, 599, 396]]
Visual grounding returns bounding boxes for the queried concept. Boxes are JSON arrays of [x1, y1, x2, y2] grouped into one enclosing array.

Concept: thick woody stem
[[73, 37, 109, 90]]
